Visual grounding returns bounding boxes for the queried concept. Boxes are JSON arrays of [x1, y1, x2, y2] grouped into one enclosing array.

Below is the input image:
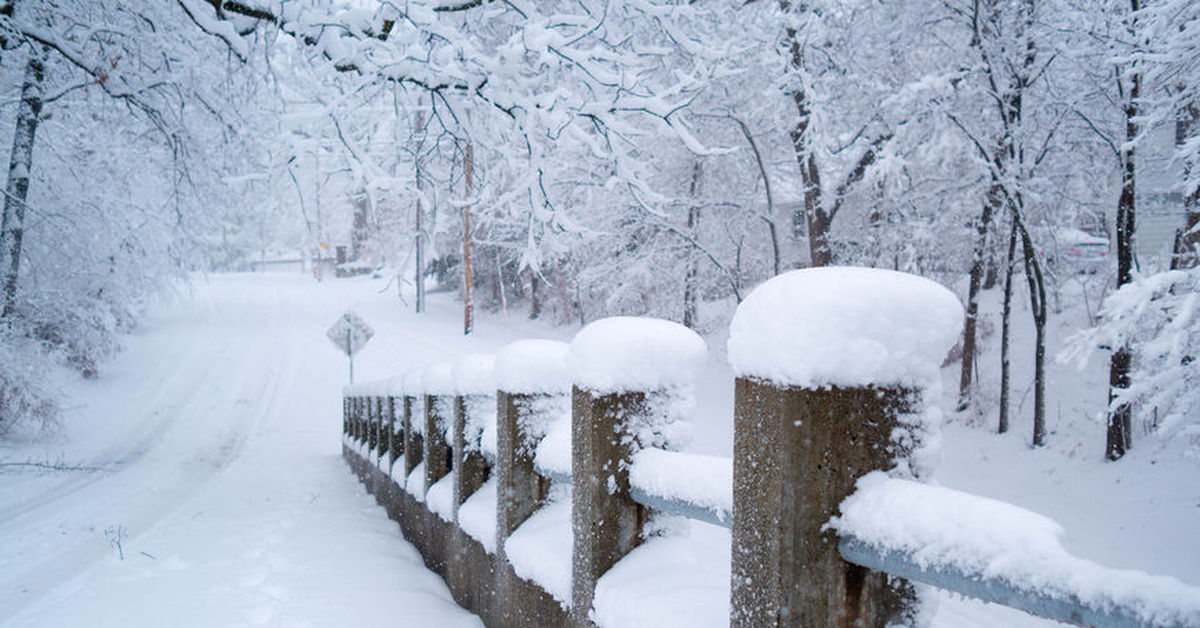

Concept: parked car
[[1050, 228, 1109, 272]]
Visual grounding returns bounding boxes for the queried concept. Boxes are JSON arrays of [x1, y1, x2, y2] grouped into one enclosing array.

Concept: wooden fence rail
[[339, 268, 1200, 628]]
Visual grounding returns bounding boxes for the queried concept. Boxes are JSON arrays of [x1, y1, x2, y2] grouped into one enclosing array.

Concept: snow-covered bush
[[1064, 267, 1200, 456], [0, 329, 56, 436]]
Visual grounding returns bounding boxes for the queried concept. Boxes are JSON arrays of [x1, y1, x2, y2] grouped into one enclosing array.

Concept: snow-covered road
[[1, 273, 1196, 628], [0, 274, 483, 627]]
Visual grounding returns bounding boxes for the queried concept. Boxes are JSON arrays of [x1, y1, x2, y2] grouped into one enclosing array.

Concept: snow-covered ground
[[1, 271, 1196, 627]]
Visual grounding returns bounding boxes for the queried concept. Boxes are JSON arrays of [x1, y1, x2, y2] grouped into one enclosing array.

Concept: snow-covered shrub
[[0, 329, 56, 436], [1063, 267, 1200, 456]]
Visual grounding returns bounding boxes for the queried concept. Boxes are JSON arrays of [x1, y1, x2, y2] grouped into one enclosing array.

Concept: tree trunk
[[782, 18, 829, 268], [999, 217, 1018, 434], [528, 269, 541, 320], [683, 161, 702, 329], [957, 182, 1000, 411], [351, 190, 369, 261], [1016, 215, 1047, 447], [1108, 46, 1140, 460], [414, 108, 426, 314], [0, 49, 45, 320], [462, 142, 474, 335]]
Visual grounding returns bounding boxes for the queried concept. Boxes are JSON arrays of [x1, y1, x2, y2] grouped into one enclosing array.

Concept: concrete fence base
[[342, 444, 575, 627]]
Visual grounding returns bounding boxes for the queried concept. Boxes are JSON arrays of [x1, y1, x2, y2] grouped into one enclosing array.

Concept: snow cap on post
[[422, 361, 457, 396], [728, 267, 962, 389], [453, 353, 496, 396], [495, 339, 570, 394], [382, 374, 407, 397], [568, 317, 708, 393], [401, 367, 424, 397]]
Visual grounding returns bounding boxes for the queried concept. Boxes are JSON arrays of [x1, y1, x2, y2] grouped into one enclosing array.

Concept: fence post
[[387, 395, 400, 468], [493, 340, 570, 623], [350, 398, 360, 441], [342, 395, 350, 439], [568, 317, 706, 623], [424, 363, 457, 491], [372, 396, 383, 458], [453, 394, 490, 516], [726, 268, 963, 628], [403, 370, 424, 478]]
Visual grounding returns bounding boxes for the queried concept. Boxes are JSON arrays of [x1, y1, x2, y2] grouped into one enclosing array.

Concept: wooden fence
[[340, 270, 1200, 628]]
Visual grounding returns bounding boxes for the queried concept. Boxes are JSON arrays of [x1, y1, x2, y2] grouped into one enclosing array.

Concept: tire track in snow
[[0, 279, 306, 620]]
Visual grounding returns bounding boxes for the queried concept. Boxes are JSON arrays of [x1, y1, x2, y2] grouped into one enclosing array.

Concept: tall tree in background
[[0, 48, 44, 319], [1106, 0, 1143, 460]]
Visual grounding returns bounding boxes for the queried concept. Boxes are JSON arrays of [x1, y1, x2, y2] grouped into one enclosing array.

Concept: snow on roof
[[727, 267, 962, 389], [495, 339, 570, 394], [568, 317, 708, 394]]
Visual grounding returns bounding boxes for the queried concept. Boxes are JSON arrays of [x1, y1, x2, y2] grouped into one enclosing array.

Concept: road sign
[[327, 311, 373, 383]]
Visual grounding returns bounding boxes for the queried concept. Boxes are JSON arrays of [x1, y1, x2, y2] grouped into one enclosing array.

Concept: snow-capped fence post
[[452, 394, 487, 512], [493, 340, 570, 625], [727, 268, 962, 628], [568, 318, 706, 623], [451, 355, 494, 517], [386, 394, 400, 468], [353, 397, 363, 443], [424, 365, 456, 494], [402, 369, 424, 478], [422, 363, 457, 577], [373, 396, 384, 458], [447, 355, 498, 621], [367, 396, 376, 453], [342, 396, 349, 439]]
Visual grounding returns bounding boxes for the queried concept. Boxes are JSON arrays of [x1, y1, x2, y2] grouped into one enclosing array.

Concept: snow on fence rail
[[340, 267, 1200, 628]]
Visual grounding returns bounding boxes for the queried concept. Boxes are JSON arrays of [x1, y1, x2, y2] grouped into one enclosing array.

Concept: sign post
[[326, 311, 374, 384]]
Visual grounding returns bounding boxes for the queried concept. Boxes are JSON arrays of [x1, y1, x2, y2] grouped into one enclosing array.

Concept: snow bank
[[426, 473, 455, 522], [629, 449, 732, 524], [454, 353, 497, 396], [459, 477, 498, 553], [592, 521, 730, 628], [568, 317, 707, 393], [727, 267, 962, 389], [495, 340, 570, 394], [504, 488, 573, 607], [832, 472, 1200, 627]]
